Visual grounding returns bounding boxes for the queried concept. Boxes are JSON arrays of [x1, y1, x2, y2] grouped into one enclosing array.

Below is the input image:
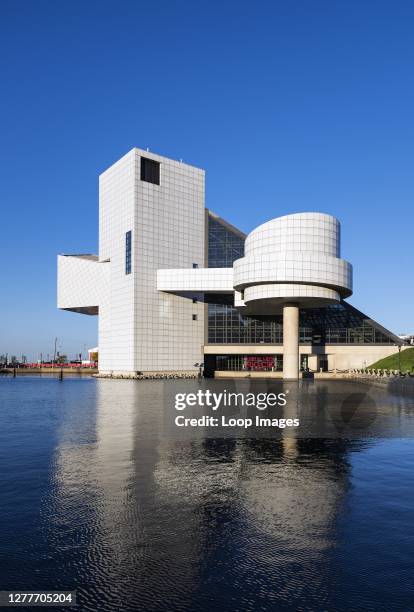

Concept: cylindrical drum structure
[[233, 213, 353, 379]]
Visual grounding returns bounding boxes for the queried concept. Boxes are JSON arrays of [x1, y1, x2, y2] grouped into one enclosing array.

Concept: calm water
[[0, 376, 414, 611]]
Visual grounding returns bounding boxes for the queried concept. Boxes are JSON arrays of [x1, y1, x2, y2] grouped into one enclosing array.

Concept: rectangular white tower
[[58, 148, 205, 374]]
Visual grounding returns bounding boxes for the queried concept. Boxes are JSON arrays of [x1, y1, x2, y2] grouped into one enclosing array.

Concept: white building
[[58, 148, 402, 379]]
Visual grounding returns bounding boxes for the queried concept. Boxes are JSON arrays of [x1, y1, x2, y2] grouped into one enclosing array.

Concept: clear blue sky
[[1, 0, 413, 361]]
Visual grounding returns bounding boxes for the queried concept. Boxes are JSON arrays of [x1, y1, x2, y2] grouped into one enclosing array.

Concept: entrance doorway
[[319, 355, 329, 372]]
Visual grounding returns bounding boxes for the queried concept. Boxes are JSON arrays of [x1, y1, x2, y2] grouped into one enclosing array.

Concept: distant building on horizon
[[398, 334, 414, 345], [57, 148, 402, 379]]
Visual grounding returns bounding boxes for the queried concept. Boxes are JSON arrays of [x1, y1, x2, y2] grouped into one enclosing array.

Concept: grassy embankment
[[369, 347, 414, 372]]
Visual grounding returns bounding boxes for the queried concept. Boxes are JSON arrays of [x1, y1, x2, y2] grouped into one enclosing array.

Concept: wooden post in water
[[59, 368, 63, 381]]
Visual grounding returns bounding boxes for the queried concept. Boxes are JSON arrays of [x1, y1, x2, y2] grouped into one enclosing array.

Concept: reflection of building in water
[[49, 380, 141, 599], [51, 380, 374, 609]]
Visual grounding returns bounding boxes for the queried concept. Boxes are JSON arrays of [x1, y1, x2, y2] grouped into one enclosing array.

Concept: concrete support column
[[283, 302, 299, 380]]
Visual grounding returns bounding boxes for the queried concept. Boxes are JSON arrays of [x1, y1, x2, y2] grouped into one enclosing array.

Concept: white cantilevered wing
[[57, 255, 109, 315], [156, 267, 233, 293]]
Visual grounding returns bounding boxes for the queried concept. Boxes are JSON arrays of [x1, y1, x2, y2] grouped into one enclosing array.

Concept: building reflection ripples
[[5, 378, 413, 611]]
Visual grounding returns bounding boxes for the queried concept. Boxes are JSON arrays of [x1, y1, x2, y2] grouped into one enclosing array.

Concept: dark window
[[125, 231, 132, 275], [192, 314, 198, 321], [192, 263, 199, 268], [141, 157, 160, 185]]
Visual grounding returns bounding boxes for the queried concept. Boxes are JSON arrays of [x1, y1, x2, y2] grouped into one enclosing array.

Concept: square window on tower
[[140, 157, 160, 185]]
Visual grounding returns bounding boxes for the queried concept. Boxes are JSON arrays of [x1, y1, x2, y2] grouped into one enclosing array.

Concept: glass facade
[[207, 213, 396, 345], [208, 214, 244, 267], [299, 304, 395, 344], [208, 299, 282, 344]]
